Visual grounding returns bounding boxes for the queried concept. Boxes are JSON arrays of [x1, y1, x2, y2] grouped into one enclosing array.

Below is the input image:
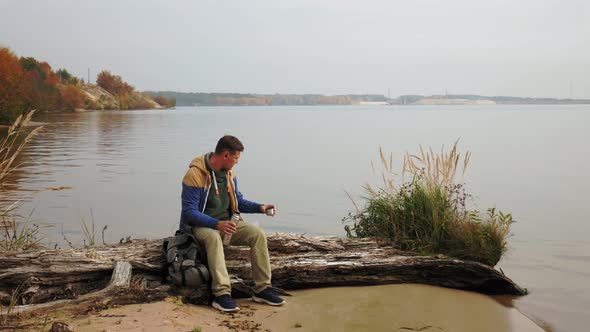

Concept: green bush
[[344, 143, 513, 266]]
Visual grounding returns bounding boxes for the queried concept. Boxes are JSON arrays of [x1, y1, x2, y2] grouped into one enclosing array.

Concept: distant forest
[[148, 91, 590, 107], [146, 91, 388, 106]]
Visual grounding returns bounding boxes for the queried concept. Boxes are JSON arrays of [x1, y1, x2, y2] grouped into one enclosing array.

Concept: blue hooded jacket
[[179, 154, 262, 233]]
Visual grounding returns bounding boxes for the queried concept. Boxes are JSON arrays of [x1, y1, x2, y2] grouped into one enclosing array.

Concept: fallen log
[[0, 233, 526, 309]]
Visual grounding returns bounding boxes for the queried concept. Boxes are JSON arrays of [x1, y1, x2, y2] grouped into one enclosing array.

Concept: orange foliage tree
[[0, 48, 27, 123], [96, 70, 133, 96], [59, 85, 85, 111], [19, 57, 62, 113]]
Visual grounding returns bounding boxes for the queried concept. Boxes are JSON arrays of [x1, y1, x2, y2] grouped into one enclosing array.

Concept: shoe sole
[[252, 295, 286, 306], [212, 301, 240, 312]]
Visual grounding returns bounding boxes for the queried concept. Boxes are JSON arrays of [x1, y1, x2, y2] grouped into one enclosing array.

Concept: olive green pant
[[193, 221, 272, 297]]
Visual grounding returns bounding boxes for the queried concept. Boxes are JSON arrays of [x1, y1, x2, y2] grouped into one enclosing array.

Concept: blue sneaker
[[252, 288, 286, 306], [212, 294, 240, 312]]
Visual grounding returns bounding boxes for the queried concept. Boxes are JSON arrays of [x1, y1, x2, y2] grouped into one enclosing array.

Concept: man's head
[[213, 135, 244, 170]]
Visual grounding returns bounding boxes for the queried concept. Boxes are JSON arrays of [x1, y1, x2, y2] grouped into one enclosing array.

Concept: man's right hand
[[217, 220, 237, 235]]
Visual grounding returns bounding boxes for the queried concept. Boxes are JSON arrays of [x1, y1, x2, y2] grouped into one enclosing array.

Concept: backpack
[[163, 231, 211, 288]]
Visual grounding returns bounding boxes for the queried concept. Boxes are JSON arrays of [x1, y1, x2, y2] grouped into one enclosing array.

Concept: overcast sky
[[1, 0, 588, 98]]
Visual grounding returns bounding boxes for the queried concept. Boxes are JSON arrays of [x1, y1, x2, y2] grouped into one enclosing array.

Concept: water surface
[[1, 105, 589, 331]]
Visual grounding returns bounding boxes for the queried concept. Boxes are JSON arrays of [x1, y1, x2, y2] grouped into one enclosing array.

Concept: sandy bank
[[31, 284, 544, 332]]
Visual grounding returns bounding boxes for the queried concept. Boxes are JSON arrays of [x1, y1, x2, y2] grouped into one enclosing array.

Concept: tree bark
[[0, 233, 526, 308]]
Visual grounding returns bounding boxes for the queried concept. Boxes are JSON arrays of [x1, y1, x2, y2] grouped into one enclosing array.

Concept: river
[[1, 105, 589, 331]]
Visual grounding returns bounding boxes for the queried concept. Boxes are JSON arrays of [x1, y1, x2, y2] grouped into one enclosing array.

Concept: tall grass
[[1, 111, 44, 251], [0, 111, 43, 185], [344, 141, 513, 266]]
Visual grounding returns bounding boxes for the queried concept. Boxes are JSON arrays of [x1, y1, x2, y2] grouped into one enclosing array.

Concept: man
[[179, 135, 285, 312]]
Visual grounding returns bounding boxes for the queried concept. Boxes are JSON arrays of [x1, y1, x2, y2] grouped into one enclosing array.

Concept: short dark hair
[[215, 135, 244, 154]]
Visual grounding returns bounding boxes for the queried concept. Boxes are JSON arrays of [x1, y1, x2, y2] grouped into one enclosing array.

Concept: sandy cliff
[[80, 84, 163, 110]]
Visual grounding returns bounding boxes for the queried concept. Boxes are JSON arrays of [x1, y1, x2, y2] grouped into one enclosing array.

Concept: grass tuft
[[0, 216, 47, 251], [344, 141, 513, 266]]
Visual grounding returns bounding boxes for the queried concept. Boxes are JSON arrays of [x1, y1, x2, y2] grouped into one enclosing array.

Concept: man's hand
[[217, 220, 237, 235], [260, 204, 276, 215]]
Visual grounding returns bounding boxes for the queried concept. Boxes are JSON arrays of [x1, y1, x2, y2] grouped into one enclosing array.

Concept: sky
[[1, 0, 589, 98]]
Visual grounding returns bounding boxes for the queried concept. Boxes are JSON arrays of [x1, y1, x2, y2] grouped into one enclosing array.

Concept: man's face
[[222, 151, 241, 170]]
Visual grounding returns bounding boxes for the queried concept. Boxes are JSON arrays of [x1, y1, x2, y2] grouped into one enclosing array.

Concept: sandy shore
[[19, 284, 545, 332]]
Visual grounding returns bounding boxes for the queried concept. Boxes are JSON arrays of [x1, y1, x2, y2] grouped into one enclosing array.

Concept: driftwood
[[0, 233, 526, 313]]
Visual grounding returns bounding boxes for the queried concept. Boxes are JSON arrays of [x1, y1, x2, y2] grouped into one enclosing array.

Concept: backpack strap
[[196, 264, 211, 282]]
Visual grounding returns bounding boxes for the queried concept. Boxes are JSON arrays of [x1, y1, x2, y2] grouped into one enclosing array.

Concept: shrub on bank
[[344, 143, 513, 266]]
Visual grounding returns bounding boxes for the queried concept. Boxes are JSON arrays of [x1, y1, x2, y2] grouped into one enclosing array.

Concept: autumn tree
[[19, 57, 61, 112], [59, 85, 85, 111], [0, 47, 27, 123], [96, 70, 133, 96]]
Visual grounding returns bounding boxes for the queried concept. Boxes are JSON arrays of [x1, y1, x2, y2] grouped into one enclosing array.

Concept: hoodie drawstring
[[211, 171, 219, 196]]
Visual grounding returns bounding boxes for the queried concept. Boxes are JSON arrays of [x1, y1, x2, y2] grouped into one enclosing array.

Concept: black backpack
[[163, 231, 211, 288]]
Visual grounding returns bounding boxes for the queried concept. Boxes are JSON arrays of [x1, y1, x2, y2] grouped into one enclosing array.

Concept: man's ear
[[223, 151, 229, 159]]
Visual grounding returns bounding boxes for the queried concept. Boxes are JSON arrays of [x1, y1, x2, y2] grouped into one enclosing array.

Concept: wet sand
[[55, 284, 544, 332], [259, 284, 544, 332]]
